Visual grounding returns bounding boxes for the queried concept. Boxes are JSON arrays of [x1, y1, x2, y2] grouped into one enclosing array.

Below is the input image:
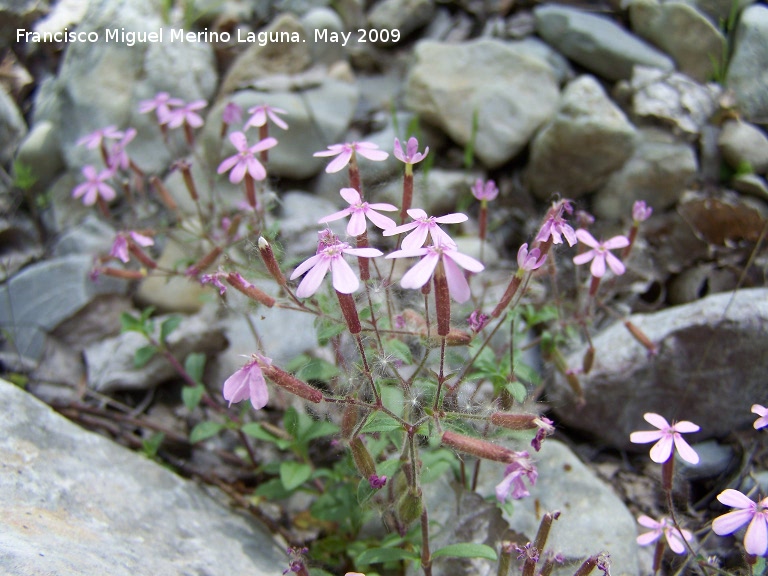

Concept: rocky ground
[[1, 0, 768, 574]]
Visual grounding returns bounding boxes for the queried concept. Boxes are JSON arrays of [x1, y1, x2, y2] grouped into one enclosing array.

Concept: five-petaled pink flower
[[138, 92, 183, 124], [535, 201, 577, 246], [110, 231, 154, 263], [572, 229, 629, 278], [386, 240, 484, 303], [72, 165, 117, 206], [76, 125, 124, 149], [636, 515, 692, 554], [290, 234, 382, 298], [630, 412, 700, 464], [223, 354, 271, 410], [517, 243, 547, 272], [712, 489, 768, 556], [471, 179, 499, 202], [245, 104, 289, 131], [632, 200, 653, 223], [107, 128, 137, 171], [166, 99, 207, 129], [217, 132, 278, 183], [752, 404, 768, 430], [383, 208, 467, 250], [313, 141, 388, 173], [495, 451, 537, 502], [221, 102, 243, 126], [393, 137, 428, 165], [318, 187, 397, 236]]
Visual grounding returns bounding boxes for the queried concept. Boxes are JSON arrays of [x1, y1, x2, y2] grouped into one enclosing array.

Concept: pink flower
[[393, 137, 428, 165], [629, 412, 700, 464], [109, 231, 154, 263], [471, 179, 498, 202], [245, 104, 289, 130], [467, 310, 488, 332], [313, 141, 388, 173], [223, 354, 271, 410], [495, 451, 537, 502], [368, 474, 387, 489], [632, 200, 653, 223], [166, 99, 207, 129], [72, 165, 117, 206], [517, 243, 547, 272], [201, 272, 228, 295], [712, 489, 768, 556], [76, 125, 124, 149], [290, 235, 382, 298], [318, 187, 397, 236], [752, 404, 768, 430], [636, 515, 692, 554], [222, 102, 243, 126], [535, 201, 577, 246], [217, 132, 278, 183], [383, 208, 467, 250], [107, 128, 137, 170], [138, 92, 183, 124], [386, 241, 484, 303], [572, 230, 629, 278]]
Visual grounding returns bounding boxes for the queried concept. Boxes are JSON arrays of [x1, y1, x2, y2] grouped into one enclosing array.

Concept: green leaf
[[182, 384, 205, 411], [316, 321, 346, 345], [361, 411, 403, 434], [356, 547, 419, 565], [384, 338, 412, 364], [160, 315, 182, 344], [301, 420, 339, 443], [120, 311, 143, 334], [141, 432, 164, 458], [296, 358, 340, 382], [505, 381, 528, 404], [432, 543, 497, 561], [189, 421, 224, 443], [280, 461, 313, 491], [241, 422, 280, 442], [134, 345, 158, 368], [184, 352, 206, 384], [253, 477, 293, 500], [284, 406, 300, 438]]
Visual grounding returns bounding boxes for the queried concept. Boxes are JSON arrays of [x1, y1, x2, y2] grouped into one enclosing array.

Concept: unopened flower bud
[[492, 275, 522, 318], [396, 487, 423, 526], [186, 246, 222, 277], [99, 266, 147, 280], [226, 272, 275, 307], [262, 365, 323, 403], [177, 160, 198, 201], [336, 291, 361, 334], [441, 430, 517, 463], [624, 321, 657, 356], [491, 413, 539, 430], [582, 346, 595, 374], [434, 269, 451, 337], [150, 175, 178, 211], [257, 236, 286, 286], [341, 404, 358, 439], [349, 436, 376, 479]]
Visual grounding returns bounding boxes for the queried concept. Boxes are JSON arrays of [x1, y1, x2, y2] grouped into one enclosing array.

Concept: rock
[[32, 0, 88, 36], [534, 4, 674, 82], [0, 0, 48, 46], [718, 120, 768, 174], [51, 214, 116, 257], [301, 7, 346, 64], [367, 0, 435, 41], [85, 306, 227, 393], [726, 4, 768, 122], [0, 84, 27, 165], [677, 440, 737, 481], [220, 13, 311, 95], [527, 75, 637, 200], [732, 172, 768, 199], [0, 214, 43, 282], [14, 121, 66, 195], [678, 0, 755, 23], [0, 379, 286, 575], [628, 66, 721, 138], [0, 255, 127, 364], [550, 288, 768, 450], [33, 0, 217, 176], [423, 440, 638, 576], [278, 191, 343, 257], [405, 39, 560, 168], [593, 128, 698, 220], [629, 0, 726, 82]]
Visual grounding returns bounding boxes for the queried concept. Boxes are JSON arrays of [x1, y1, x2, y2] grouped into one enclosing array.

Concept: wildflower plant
[[73, 90, 711, 576]]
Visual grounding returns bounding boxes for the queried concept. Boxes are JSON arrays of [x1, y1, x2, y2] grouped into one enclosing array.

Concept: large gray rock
[[550, 288, 768, 450], [424, 440, 638, 576], [0, 379, 286, 575], [527, 75, 637, 200], [678, 0, 755, 23], [629, 0, 726, 82], [726, 4, 768, 122], [33, 0, 217, 176], [718, 120, 768, 174], [405, 39, 560, 168], [593, 128, 698, 219], [0, 86, 27, 165], [14, 121, 65, 195], [534, 4, 674, 82], [367, 0, 435, 41]]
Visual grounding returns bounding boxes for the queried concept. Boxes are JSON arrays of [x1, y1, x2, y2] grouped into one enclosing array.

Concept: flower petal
[[296, 257, 331, 298], [330, 256, 360, 294], [223, 368, 250, 405], [445, 250, 485, 273], [605, 252, 625, 275], [356, 148, 388, 161], [649, 436, 673, 463], [247, 367, 269, 410], [443, 255, 471, 303], [636, 530, 661, 547], [400, 253, 439, 290], [573, 251, 595, 266], [664, 528, 687, 554], [347, 210, 367, 236], [365, 209, 397, 231], [291, 253, 323, 280], [401, 226, 430, 250], [589, 254, 606, 278], [575, 229, 599, 248], [717, 489, 756, 509], [435, 213, 469, 224], [637, 515, 662, 529], [603, 235, 630, 250], [644, 413, 670, 429], [340, 187, 361, 205], [318, 208, 351, 224], [744, 514, 768, 556], [712, 509, 754, 536], [630, 430, 664, 444], [672, 435, 699, 464]]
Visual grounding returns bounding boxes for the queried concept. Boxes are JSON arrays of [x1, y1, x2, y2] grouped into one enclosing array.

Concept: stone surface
[[85, 306, 227, 393], [301, 7, 346, 65], [527, 75, 637, 200], [0, 214, 43, 282], [367, 0, 435, 41], [405, 39, 559, 168], [732, 172, 768, 199], [423, 440, 638, 576], [0, 84, 27, 165], [726, 4, 768, 122], [0, 255, 127, 364], [14, 121, 65, 196], [593, 128, 698, 219], [678, 0, 755, 23], [629, 66, 721, 138], [278, 191, 347, 257], [534, 4, 674, 82], [550, 288, 768, 450], [629, 0, 726, 82], [0, 378, 286, 575], [718, 120, 768, 174]]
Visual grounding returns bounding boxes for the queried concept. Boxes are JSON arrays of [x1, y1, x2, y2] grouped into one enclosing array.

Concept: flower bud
[[434, 268, 451, 337], [99, 266, 147, 280], [178, 160, 198, 201], [257, 236, 286, 286], [349, 437, 376, 479], [150, 175, 178, 211], [226, 272, 275, 307], [186, 246, 222, 277], [262, 365, 323, 403], [336, 291, 361, 334], [624, 321, 657, 356], [441, 430, 517, 463], [582, 346, 595, 374], [396, 487, 423, 526], [490, 413, 538, 431], [341, 403, 358, 439]]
